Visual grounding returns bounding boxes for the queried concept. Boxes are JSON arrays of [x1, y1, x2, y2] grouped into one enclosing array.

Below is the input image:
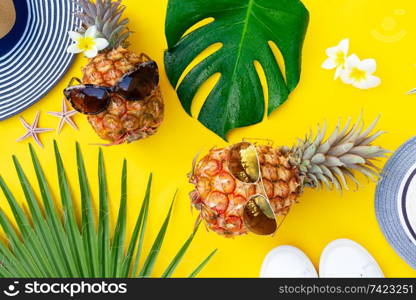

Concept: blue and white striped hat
[[376, 137, 416, 269], [0, 0, 80, 120]]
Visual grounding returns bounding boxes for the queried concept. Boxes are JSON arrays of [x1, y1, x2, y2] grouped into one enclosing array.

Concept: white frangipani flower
[[322, 38, 349, 79], [340, 54, 381, 89], [67, 26, 109, 58]]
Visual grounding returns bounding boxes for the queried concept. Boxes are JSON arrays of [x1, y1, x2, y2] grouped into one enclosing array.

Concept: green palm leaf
[[162, 221, 199, 278], [111, 160, 127, 277], [76, 143, 100, 277], [0, 142, 216, 278], [139, 193, 176, 278], [30, 143, 80, 276], [165, 0, 309, 140], [54, 141, 89, 277], [189, 249, 218, 278], [98, 149, 111, 277], [122, 174, 152, 277], [11, 157, 66, 276]]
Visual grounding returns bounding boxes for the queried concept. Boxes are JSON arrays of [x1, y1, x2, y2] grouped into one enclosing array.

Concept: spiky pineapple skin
[[82, 47, 164, 143], [189, 145, 301, 237]]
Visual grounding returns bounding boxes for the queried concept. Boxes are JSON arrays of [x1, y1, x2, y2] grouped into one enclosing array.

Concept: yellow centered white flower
[[322, 38, 349, 79], [340, 54, 381, 90], [67, 26, 109, 58]]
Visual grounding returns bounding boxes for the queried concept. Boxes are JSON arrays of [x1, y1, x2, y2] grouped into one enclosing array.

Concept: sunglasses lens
[[243, 195, 277, 235], [229, 142, 260, 183], [66, 87, 109, 114], [117, 61, 159, 100]]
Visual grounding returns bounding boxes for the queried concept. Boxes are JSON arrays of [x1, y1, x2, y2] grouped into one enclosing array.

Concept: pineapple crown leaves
[[74, 0, 132, 49], [291, 115, 390, 192]]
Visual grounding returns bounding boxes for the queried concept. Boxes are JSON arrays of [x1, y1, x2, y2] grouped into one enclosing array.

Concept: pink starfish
[[48, 98, 78, 133], [17, 112, 54, 148]]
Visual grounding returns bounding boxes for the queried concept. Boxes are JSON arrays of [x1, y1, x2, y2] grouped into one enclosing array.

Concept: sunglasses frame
[[229, 141, 286, 236], [63, 58, 159, 115]]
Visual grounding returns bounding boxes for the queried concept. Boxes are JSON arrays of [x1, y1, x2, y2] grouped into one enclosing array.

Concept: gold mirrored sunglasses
[[228, 141, 285, 236]]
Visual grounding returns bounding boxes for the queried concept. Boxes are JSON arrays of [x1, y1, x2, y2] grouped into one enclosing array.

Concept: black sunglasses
[[63, 60, 159, 115]]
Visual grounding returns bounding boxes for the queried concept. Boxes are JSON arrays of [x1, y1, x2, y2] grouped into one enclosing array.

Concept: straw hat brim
[[0, 0, 80, 120]]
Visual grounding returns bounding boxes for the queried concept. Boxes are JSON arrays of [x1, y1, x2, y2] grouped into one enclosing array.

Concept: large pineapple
[[75, 0, 163, 144], [189, 116, 389, 237]]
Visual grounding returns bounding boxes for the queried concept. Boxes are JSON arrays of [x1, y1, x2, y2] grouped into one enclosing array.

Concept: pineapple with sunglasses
[[189, 116, 389, 237], [65, 0, 163, 145]]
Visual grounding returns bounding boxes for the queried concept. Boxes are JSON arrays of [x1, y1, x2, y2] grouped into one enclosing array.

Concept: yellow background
[[1, 0, 416, 277]]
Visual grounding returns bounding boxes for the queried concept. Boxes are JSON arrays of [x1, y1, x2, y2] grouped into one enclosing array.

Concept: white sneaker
[[319, 239, 384, 278], [259, 245, 318, 278]]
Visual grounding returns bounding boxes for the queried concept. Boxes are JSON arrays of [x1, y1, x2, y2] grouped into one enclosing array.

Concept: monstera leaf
[[164, 0, 309, 139]]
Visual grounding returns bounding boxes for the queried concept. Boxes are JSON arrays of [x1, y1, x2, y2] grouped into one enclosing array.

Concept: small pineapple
[[74, 0, 163, 144], [189, 116, 389, 237]]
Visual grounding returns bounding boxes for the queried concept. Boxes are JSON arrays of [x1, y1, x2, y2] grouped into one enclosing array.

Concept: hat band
[[0, 0, 28, 56]]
